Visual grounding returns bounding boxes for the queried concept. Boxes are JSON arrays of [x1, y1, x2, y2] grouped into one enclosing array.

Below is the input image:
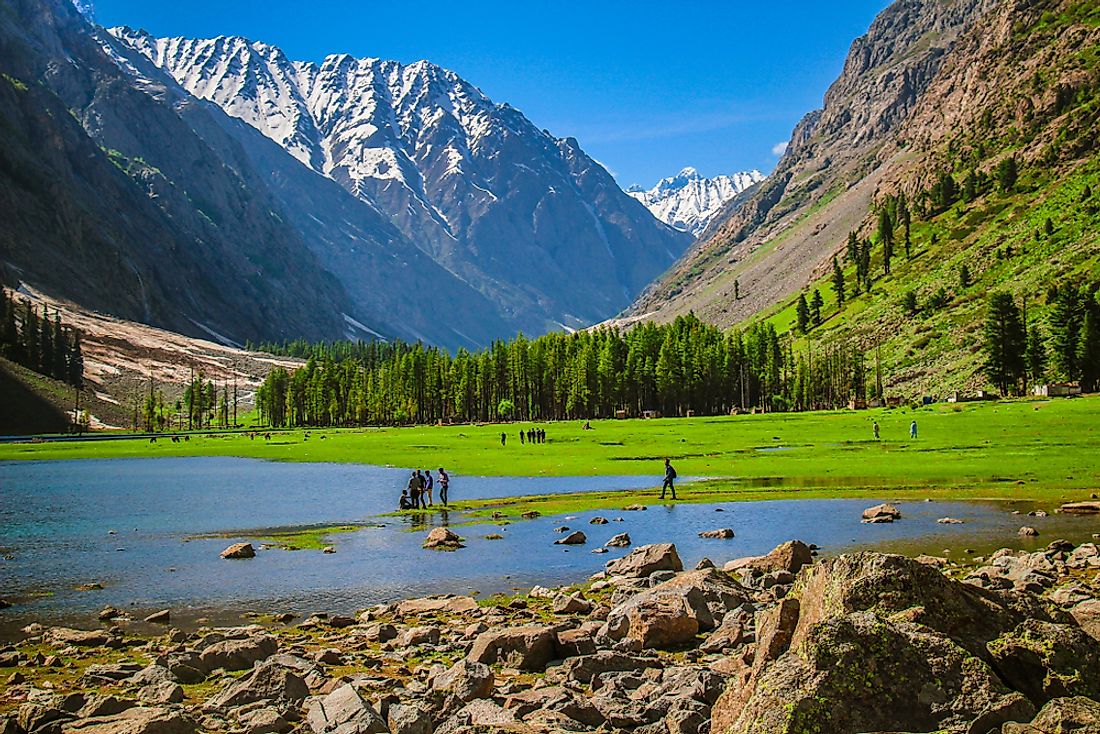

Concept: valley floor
[[2, 395, 1098, 508]]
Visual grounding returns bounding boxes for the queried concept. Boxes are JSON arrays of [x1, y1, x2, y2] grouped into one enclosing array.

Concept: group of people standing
[[400, 468, 449, 510], [503, 428, 547, 446]]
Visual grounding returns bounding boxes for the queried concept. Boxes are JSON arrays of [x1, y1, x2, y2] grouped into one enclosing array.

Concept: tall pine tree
[[983, 292, 1026, 395]]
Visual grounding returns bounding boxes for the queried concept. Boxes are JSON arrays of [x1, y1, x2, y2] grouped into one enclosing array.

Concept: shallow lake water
[[1, 457, 1096, 635]]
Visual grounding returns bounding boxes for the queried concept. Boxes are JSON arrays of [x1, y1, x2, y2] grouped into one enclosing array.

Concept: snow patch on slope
[[628, 167, 765, 237]]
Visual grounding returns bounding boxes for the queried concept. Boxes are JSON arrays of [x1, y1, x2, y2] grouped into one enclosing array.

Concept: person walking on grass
[[501, 432, 507, 447], [438, 467, 449, 506], [519, 430, 525, 445], [873, 421, 880, 440], [910, 420, 918, 440], [423, 469, 434, 508], [660, 458, 677, 500]]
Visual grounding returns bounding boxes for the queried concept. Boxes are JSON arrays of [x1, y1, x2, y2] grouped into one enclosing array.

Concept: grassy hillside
[[752, 157, 1100, 398]]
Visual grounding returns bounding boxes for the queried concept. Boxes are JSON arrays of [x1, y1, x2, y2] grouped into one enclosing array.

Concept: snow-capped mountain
[[111, 29, 691, 334], [628, 167, 765, 237]]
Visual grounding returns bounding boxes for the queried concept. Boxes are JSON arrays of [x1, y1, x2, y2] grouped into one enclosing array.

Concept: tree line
[[983, 283, 1100, 396], [0, 291, 84, 388], [254, 314, 884, 427]]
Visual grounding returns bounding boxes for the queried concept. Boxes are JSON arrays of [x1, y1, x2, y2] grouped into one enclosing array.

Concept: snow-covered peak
[[629, 168, 765, 237]]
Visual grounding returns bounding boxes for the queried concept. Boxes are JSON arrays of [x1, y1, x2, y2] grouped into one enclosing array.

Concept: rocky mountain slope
[[627, 167, 764, 237], [112, 29, 692, 334], [627, 0, 1100, 396], [0, 0, 358, 345]]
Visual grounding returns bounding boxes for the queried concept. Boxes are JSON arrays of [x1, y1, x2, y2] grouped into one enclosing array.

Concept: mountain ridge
[[112, 28, 691, 335]]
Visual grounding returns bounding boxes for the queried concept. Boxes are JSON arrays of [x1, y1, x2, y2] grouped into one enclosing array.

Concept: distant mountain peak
[[629, 168, 765, 237]]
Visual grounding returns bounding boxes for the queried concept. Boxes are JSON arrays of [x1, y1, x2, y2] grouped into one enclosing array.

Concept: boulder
[[386, 703, 432, 734], [551, 594, 592, 615], [554, 531, 587, 545], [394, 626, 440, 648], [861, 503, 901, 523], [199, 635, 278, 672], [605, 533, 631, 548], [1070, 599, 1100, 641], [137, 682, 184, 705], [220, 543, 255, 559], [698, 528, 734, 539], [504, 686, 605, 728], [306, 684, 387, 734], [724, 540, 814, 576], [555, 627, 597, 658], [205, 659, 308, 712], [143, 610, 170, 624], [1002, 696, 1100, 733], [434, 699, 517, 734], [393, 595, 478, 617], [1019, 526, 1040, 537], [605, 543, 682, 578], [1059, 501, 1100, 514], [987, 619, 1100, 706], [558, 651, 663, 685], [713, 610, 1027, 734], [423, 527, 464, 550], [47, 627, 111, 647], [466, 625, 557, 671], [600, 589, 698, 649], [432, 659, 493, 702], [60, 708, 197, 734], [237, 707, 289, 734], [589, 517, 609, 525]]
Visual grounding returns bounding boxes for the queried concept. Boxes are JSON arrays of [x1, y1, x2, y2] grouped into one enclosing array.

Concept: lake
[[1, 457, 1094, 635]]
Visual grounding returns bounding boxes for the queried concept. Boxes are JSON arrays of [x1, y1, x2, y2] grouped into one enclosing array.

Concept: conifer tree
[[1025, 325, 1047, 386], [983, 292, 1026, 395], [959, 264, 971, 288], [810, 289, 824, 327], [52, 312, 66, 379], [796, 294, 810, 334], [995, 156, 1018, 193], [1050, 285, 1083, 380], [39, 306, 54, 377], [1080, 296, 1100, 392], [831, 256, 845, 306], [878, 209, 894, 275], [68, 332, 84, 388]]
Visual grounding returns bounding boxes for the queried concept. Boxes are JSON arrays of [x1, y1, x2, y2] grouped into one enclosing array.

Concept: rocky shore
[[1, 536, 1099, 734]]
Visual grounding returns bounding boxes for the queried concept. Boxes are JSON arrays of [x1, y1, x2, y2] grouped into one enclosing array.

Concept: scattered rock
[[220, 542, 255, 559], [423, 527, 464, 550], [592, 548, 609, 554], [623, 504, 648, 511], [1060, 501, 1100, 514], [605, 533, 631, 548], [306, 684, 387, 733], [589, 517, 609, 525], [1019, 526, 1040, 537], [521, 511, 541, 519], [199, 635, 278, 671], [698, 528, 734, 539], [394, 595, 478, 616], [205, 659, 308, 712], [467, 625, 557, 671], [143, 610, 170, 624], [47, 627, 112, 647], [554, 531, 587, 545], [724, 540, 814, 576], [605, 543, 682, 578], [861, 503, 901, 523], [937, 517, 965, 524], [432, 659, 494, 702], [61, 707, 197, 734], [322, 546, 335, 554]]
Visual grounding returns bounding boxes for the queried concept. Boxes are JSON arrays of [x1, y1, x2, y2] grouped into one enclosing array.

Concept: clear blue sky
[[90, 0, 891, 187]]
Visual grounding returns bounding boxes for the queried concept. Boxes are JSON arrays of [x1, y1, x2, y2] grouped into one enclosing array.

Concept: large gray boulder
[[466, 625, 558, 671], [199, 635, 278, 672], [60, 707, 197, 734], [307, 685, 387, 734], [205, 659, 308, 712], [605, 543, 682, 578], [432, 659, 493, 702], [600, 568, 750, 649], [1002, 696, 1100, 733]]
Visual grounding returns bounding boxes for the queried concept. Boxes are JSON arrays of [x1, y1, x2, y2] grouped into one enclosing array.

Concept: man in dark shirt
[[660, 458, 677, 500]]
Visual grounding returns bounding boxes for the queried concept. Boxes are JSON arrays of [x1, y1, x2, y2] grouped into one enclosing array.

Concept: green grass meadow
[[2, 396, 1098, 512]]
